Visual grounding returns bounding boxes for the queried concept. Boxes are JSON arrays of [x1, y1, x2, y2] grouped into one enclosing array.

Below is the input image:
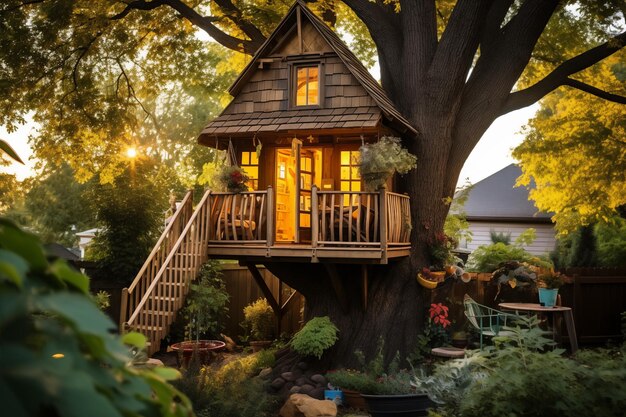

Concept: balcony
[[201, 186, 411, 264]]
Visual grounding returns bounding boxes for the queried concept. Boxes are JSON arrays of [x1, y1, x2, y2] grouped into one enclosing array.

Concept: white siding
[[459, 221, 557, 256]]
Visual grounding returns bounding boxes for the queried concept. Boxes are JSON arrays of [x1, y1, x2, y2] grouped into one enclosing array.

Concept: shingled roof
[[198, 0, 416, 144]]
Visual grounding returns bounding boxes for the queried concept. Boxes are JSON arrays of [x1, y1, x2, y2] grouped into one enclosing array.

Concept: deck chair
[[463, 294, 519, 349]]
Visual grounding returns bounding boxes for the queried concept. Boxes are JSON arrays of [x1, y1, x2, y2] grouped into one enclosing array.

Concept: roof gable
[[200, 0, 416, 140], [462, 164, 554, 221]]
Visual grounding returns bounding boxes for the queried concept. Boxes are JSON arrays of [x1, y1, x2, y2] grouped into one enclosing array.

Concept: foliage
[[537, 269, 565, 289], [514, 53, 626, 233], [595, 217, 626, 267], [444, 180, 473, 245], [0, 218, 194, 417], [85, 161, 164, 285], [428, 232, 459, 270], [424, 316, 626, 417], [174, 351, 279, 417], [94, 290, 111, 310], [183, 261, 229, 341], [23, 163, 96, 246], [409, 304, 452, 363], [489, 230, 511, 245], [358, 137, 417, 190], [466, 233, 551, 273], [326, 368, 379, 393], [217, 165, 250, 193], [290, 316, 339, 359], [243, 298, 275, 341]]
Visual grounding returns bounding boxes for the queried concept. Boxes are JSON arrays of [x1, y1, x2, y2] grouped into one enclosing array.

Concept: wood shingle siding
[[197, 1, 416, 144]]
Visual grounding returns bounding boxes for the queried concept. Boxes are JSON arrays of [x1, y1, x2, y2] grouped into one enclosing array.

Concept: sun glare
[[126, 147, 138, 159]]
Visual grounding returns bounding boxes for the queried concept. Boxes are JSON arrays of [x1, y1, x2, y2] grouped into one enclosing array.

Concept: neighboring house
[[458, 164, 557, 255], [75, 228, 99, 259]]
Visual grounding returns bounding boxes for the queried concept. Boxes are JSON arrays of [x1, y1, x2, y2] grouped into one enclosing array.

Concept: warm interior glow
[[52, 353, 65, 359], [296, 66, 319, 106]]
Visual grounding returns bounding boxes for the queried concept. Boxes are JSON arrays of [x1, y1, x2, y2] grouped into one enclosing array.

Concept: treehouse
[[196, 1, 416, 264], [121, 1, 417, 353]]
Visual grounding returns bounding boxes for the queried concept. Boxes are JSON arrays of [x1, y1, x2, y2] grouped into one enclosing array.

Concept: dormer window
[[295, 65, 320, 107]]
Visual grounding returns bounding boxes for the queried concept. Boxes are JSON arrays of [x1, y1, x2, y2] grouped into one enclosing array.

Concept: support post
[[361, 265, 368, 311], [379, 186, 388, 264], [245, 263, 280, 316], [266, 186, 275, 248], [119, 287, 128, 331], [311, 185, 319, 249]]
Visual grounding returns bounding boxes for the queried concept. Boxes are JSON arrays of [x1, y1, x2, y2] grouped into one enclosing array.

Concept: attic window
[[295, 65, 320, 107]]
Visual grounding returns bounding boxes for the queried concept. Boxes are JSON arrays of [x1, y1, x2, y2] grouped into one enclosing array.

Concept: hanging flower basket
[[359, 137, 417, 191], [217, 165, 250, 193]]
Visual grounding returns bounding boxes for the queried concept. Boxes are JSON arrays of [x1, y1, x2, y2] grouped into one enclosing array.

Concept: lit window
[[340, 150, 360, 204], [295, 66, 319, 106], [240, 151, 258, 190]]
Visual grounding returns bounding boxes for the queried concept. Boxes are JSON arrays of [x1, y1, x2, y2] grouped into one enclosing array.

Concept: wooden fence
[[430, 269, 626, 345], [220, 264, 304, 340]]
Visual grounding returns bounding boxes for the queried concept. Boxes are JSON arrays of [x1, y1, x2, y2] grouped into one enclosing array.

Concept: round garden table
[[498, 303, 578, 353]]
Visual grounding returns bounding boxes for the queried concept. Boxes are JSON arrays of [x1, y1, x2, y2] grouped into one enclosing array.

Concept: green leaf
[[0, 219, 47, 271], [56, 373, 124, 417], [151, 367, 181, 381], [49, 260, 89, 294], [0, 139, 24, 164], [36, 293, 116, 335], [0, 378, 29, 417], [121, 332, 147, 349]]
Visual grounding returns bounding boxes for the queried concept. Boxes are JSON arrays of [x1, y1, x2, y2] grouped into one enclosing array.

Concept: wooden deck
[[204, 186, 412, 264]]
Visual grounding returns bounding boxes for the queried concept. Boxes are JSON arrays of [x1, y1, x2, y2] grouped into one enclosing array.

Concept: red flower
[[428, 303, 450, 328]]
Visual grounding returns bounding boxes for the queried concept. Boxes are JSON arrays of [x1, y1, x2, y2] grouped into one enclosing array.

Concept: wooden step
[[133, 324, 164, 332], [143, 310, 176, 316]]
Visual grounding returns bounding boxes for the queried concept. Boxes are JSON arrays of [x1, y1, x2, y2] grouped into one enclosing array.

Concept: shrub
[[243, 298, 275, 341], [290, 316, 339, 359], [184, 261, 229, 341], [0, 218, 193, 417], [595, 218, 626, 267], [466, 242, 547, 272]]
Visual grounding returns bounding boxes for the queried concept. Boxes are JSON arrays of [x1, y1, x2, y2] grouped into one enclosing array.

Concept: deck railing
[[206, 188, 273, 245], [311, 186, 411, 247], [121, 189, 213, 354]]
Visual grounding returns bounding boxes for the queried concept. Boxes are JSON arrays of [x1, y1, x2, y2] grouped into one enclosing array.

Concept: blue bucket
[[538, 288, 558, 307], [324, 389, 344, 406]]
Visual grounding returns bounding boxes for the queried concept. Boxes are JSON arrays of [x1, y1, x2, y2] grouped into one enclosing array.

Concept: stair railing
[[121, 190, 213, 354]]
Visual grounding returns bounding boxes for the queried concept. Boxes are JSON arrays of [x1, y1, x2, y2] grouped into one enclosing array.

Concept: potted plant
[[537, 269, 564, 307], [217, 165, 250, 193], [326, 369, 375, 410], [358, 136, 417, 191], [170, 261, 229, 366], [428, 232, 459, 273], [242, 298, 274, 351], [360, 370, 433, 417]]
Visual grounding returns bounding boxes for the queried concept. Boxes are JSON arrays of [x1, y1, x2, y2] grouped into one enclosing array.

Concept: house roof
[[44, 243, 80, 261], [461, 164, 554, 222], [198, 0, 416, 143]]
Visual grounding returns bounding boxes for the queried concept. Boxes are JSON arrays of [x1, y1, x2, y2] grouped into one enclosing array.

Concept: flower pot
[[170, 340, 226, 367], [343, 389, 368, 411], [249, 340, 272, 352], [324, 389, 344, 406], [538, 288, 559, 307], [361, 393, 433, 417]]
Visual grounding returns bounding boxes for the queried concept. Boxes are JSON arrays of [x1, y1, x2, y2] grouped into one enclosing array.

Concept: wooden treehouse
[[120, 1, 417, 354]]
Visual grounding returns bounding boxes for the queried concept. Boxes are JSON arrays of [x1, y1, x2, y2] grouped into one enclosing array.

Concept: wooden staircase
[[120, 189, 214, 355]]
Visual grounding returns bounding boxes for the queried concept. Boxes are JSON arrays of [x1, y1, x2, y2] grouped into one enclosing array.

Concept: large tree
[[2, 0, 625, 366]]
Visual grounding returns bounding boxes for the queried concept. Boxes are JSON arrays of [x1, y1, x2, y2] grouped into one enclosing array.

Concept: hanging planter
[[359, 137, 417, 191]]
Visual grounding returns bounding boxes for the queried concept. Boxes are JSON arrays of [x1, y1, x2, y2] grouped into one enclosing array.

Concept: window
[[340, 150, 360, 205], [295, 66, 319, 107], [240, 151, 258, 190]]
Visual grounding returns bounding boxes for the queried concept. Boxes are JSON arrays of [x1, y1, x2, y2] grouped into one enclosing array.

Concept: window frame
[[290, 62, 324, 109]]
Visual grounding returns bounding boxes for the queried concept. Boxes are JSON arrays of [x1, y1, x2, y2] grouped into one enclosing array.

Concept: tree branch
[[213, 0, 266, 43], [563, 78, 626, 104], [502, 30, 626, 113], [110, 0, 264, 54]]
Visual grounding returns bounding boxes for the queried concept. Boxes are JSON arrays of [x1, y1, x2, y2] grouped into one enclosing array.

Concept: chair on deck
[[463, 294, 519, 349]]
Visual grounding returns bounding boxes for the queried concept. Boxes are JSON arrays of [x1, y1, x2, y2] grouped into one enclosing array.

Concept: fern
[[290, 316, 338, 359]]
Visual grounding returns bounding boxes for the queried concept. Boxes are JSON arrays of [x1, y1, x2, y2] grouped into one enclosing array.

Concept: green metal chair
[[463, 294, 519, 349]]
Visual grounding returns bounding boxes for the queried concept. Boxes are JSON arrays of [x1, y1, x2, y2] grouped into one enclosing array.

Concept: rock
[[258, 367, 272, 379], [310, 374, 327, 386], [289, 386, 302, 394], [308, 387, 325, 400], [282, 372, 296, 381], [285, 382, 295, 391], [271, 378, 286, 390], [279, 394, 337, 417], [299, 384, 314, 394], [297, 361, 309, 371], [295, 377, 308, 386], [146, 358, 163, 368]]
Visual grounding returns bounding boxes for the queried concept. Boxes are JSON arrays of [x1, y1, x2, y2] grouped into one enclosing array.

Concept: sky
[[0, 104, 537, 187]]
